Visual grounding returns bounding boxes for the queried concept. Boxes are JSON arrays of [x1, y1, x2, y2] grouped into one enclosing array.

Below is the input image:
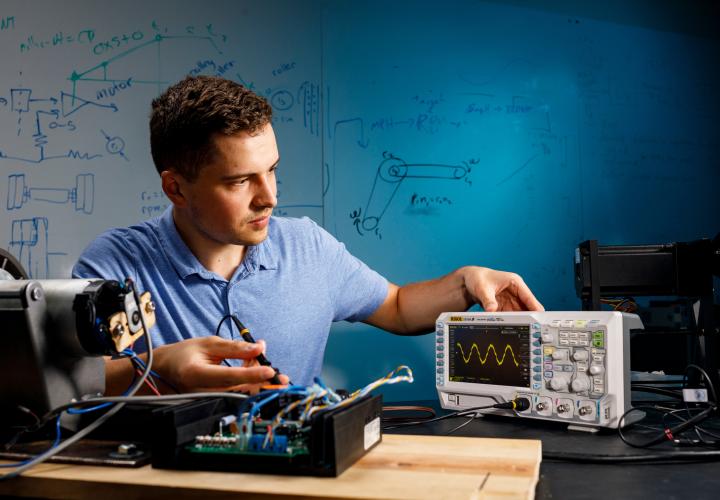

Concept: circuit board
[[151, 391, 384, 476]]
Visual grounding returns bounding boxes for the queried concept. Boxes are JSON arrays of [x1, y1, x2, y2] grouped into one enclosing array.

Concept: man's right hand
[[104, 336, 289, 395]]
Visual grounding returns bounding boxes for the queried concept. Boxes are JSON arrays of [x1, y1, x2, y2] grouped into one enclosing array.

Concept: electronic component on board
[[435, 312, 643, 429]]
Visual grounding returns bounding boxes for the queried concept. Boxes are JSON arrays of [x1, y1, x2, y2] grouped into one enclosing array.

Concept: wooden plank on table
[[0, 434, 541, 500]]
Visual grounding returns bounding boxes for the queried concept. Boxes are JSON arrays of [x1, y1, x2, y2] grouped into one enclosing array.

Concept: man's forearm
[[367, 267, 473, 335], [105, 356, 140, 396], [395, 267, 473, 333]]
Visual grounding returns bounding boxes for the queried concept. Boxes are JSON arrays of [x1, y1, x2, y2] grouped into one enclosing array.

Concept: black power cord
[[382, 397, 530, 431]]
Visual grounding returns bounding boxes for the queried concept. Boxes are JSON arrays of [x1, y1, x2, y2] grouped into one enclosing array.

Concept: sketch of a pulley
[[6, 173, 95, 214], [351, 153, 471, 236]]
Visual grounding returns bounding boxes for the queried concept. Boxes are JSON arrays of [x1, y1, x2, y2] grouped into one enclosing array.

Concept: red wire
[[135, 368, 162, 396]]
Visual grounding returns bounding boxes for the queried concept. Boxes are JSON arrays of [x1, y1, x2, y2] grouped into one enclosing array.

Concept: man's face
[[176, 123, 279, 247]]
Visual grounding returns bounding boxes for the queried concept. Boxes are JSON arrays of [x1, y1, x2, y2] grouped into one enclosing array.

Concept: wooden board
[[0, 434, 541, 500]]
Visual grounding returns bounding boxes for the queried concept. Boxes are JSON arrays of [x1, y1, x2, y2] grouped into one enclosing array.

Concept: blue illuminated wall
[[1, 0, 717, 400]]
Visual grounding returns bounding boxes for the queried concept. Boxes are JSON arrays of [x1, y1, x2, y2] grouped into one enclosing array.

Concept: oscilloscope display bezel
[[448, 323, 531, 388]]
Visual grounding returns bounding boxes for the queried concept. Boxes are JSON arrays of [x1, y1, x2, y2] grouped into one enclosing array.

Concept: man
[[73, 76, 544, 395]]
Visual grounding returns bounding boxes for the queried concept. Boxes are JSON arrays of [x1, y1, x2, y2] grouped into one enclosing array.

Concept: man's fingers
[[184, 364, 276, 391], [202, 336, 265, 360], [474, 284, 499, 312], [515, 281, 545, 311]]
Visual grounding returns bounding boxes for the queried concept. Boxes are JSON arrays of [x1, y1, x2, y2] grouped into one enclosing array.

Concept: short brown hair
[[150, 76, 272, 181]]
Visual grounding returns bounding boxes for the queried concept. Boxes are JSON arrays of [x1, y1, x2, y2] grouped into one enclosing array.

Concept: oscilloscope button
[[533, 357, 542, 364], [436, 368, 444, 374], [436, 353, 444, 359], [541, 333, 554, 343], [436, 360, 444, 366], [544, 371, 553, 379], [533, 383, 541, 389], [532, 332, 541, 339], [437, 345, 444, 351], [532, 341, 541, 348], [533, 375, 542, 381], [533, 366, 542, 372], [532, 349, 542, 355]]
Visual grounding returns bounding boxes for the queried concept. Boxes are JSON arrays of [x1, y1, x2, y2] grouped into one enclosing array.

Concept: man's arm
[[364, 266, 544, 334]]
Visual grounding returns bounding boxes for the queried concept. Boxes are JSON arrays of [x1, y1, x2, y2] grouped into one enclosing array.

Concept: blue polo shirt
[[72, 207, 388, 385]]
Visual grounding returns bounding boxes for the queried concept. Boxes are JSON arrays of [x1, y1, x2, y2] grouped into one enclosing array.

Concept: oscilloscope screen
[[448, 324, 530, 387]]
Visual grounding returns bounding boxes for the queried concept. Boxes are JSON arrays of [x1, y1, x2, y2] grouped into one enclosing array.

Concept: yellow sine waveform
[[455, 342, 520, 367]]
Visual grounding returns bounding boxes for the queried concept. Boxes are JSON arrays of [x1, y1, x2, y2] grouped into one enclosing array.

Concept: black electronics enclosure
[[574, 236, 719, 387], [151, 394, 383, 477]]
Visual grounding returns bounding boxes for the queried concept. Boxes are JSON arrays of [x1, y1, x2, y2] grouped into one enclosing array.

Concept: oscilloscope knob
[[571, 376, 591, 392], [572, 350, 589, 361], [548, 377, 568, 391], [589, 365, 604, 375]]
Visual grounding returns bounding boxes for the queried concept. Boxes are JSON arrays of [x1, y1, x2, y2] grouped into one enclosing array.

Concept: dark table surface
[[384, 400, 720, 500]]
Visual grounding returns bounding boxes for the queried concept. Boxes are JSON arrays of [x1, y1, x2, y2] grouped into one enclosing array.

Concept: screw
[[145, 301, 156, 313], [30, 287, 42, 301], [112, 324, 125, 337]]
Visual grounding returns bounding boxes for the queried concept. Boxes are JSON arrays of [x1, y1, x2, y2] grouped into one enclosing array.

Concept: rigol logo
[[450, 316, 463, 321]]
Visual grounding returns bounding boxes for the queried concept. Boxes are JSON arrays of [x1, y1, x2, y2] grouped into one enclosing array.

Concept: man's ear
[[161, 170, 186, 206]]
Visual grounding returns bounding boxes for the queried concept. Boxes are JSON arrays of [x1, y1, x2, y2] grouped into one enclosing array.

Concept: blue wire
[[121, 348, 179, 393]]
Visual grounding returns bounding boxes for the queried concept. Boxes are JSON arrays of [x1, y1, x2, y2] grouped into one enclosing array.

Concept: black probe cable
[[214, 314, 285, 385], [382, 398, 530, 431]]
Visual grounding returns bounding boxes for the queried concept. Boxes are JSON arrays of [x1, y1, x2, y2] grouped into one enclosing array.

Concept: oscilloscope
[[435, 311, 643, 429]]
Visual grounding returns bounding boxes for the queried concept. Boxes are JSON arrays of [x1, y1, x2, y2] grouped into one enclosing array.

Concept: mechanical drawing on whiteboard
[[7, 173, 94, 214], [349, 152, 472, 238], [8, 217, 65, 279]]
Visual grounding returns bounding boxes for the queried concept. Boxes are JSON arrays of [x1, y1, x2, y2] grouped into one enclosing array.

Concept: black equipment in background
[[574, 235, 719, 388]]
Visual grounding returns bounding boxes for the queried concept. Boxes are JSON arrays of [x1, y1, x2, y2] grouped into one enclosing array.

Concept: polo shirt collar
[[158, 207, 278, 281]]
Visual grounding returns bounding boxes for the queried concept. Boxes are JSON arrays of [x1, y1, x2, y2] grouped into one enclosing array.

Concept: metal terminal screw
[[557, 404, 569, 414], [112, 324, 125, 337], [578, 406, 592, 416], [536, 402, 546, 411], [131, 311, 141, 325], [30, 287, 42, 301], [117, 443, 138, 456], [145, 301, 156, 313]]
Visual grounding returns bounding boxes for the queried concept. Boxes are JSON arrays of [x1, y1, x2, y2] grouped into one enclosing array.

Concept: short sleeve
[[308, 220, 388, 322], [72, 229, 138, 283]]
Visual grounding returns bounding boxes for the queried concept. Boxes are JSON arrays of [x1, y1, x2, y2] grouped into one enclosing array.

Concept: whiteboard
[[0, 0, 322, 279]]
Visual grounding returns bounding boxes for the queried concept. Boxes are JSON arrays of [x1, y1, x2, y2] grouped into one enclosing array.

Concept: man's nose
[[253, 176, 277, 208]]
